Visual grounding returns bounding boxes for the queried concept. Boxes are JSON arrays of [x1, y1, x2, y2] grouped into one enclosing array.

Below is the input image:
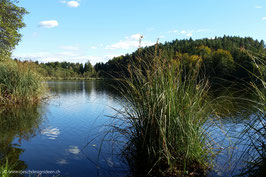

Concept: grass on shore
[[0, 60, 46, 107], [114, 52, 216, 176]]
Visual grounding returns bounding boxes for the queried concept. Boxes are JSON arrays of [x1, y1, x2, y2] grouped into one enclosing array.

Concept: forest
[[14, 59, 97, 80], [13, 36, 266, 84], [94, 36, 266, 84]]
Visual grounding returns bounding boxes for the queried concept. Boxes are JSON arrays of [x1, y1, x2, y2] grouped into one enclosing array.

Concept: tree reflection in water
[[0, 104, 44, 172]]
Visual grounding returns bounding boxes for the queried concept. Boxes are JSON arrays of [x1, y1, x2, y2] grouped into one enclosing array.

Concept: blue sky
[[13, 0, 266, 64]]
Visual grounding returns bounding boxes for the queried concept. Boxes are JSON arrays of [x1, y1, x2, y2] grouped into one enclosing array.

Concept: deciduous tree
[[0, 0, 28, 58]]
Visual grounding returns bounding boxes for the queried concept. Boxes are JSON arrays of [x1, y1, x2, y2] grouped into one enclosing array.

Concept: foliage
[[211, 49, 234, 77], [0, 0, 28, 58]]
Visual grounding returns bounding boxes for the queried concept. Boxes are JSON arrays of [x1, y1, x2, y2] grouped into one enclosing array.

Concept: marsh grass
[[112, 50, 217, 176], [0, 60, 46, 107], [236, 52, 266, 176], [0, 159, 12, 177], [0, 158, 25, 177]]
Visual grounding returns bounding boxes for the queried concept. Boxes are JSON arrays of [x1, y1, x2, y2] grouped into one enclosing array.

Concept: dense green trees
[[16, 60, 97, 80], [83, 61, 96, 77], [211, 49, 234, 77], [95, 36, 266, 84], [12, 36, 265, 82], [0, 0, 28, 58]]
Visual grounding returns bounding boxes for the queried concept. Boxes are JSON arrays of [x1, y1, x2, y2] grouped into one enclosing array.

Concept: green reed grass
[[0, 60, 46, 106], [236, 51, 265, 176], [0, 159, 12, 177], [115, 53, 215, 176]]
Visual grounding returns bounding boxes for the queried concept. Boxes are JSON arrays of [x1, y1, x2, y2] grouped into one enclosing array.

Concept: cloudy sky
[[13, 0, 266, 64]]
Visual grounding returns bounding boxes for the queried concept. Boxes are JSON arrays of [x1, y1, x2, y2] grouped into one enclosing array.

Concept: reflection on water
[[207, 89, 265, 177], [0, 104, 43, 172], [1, 80, 127, 177], [41, 127, 60, 140], [0, 81, 263, 177], [68, 146, 80, 155]]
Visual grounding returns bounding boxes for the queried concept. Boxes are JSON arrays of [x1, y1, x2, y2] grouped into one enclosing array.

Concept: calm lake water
[[0, 80, 262, 177]]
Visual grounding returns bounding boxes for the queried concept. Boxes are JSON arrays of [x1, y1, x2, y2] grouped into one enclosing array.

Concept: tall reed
[[115, 52, 215, 176], [238, 52, 265, 176], [0, 60, 46, 106], [0, 159, 12, 177]]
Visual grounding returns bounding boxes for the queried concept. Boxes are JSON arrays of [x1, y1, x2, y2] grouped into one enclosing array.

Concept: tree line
[[13, 36, 265, 82], [14, 59, 97, 80], [94, 36, 266, 85]]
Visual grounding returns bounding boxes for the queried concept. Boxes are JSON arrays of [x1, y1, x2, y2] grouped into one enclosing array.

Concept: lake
[[0, 80, 262, 176]]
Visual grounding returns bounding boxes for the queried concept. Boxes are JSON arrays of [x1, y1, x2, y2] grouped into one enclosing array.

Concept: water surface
[[0, 80, 262, 177], [1, 81, 127, 177]]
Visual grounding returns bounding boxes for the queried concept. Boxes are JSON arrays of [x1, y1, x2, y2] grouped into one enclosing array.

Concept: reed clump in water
[[0, 60, 46, 107], [116, 52, 215, 176]]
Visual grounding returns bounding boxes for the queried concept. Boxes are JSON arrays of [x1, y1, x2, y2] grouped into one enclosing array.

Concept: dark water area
[[0, 80, 263, 177]]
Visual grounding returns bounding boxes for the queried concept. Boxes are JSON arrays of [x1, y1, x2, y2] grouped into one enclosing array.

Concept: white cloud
[[61, 0, 80, 8], [262, 17, 266, 20], [179, 29, 209, 37], [56, 159, 69, 165], [59, 45, 80, 51], [168, 30, 178, 33], [255, 6, 262, 9], [180, 30, 187, 34], [106, 34, 154, 50], [39, 20, 59, 28], [90, 46, 97, 49], [167, 29, 209, 37], [130, 33, 143, 40], [68, 1, 80, 7], [41, 127, 60, 140], [13, 51, 119, 65], [106, 40, 154, 50], [186, 33, 192, 37], [106, 40, 138, 50], [68, 146, 80, 154]]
